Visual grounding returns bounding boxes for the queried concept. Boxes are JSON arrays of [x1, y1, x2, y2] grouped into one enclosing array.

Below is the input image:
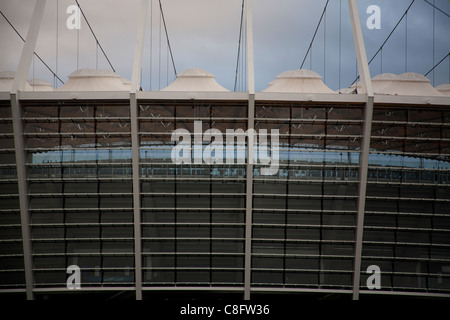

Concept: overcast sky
[[1, 0, 449, 91]]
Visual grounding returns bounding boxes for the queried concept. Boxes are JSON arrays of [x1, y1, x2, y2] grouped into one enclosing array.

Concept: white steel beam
[[10, 0, 47, 300], [10, 95, 34, 300], [130, 0, 149, 301], [244, 103, 254, 301], [246, 0, 255, 96], [131, 0, 149, 93], [348, 0, 375, 301], [352, 95, 374, 300], [244, 0, 256, 301], [130, 93, 143, 300], [11, 0, 47, 93], [348, 0, 373, 97]]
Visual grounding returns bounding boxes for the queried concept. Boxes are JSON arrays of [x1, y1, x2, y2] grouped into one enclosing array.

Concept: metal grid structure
[[1, 91, 449, 300], [0, 0, 449, 300]]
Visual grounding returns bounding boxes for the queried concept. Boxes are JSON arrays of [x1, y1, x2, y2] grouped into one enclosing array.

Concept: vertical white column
[[246, 0, 255, 96], [348, 0, 373, 97], [348, 0, 374, 300], [10, 0, 47, 300], [131, 0, 149, 93], [130, 0, 149, 301], [130, 94, 143, 300], [244, 0, 255, 301], [11, 95, 34, 300]]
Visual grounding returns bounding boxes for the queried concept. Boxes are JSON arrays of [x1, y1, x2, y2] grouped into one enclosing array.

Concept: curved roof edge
[[161, 68, 229, 92], [29, 79, 54, 91], [341, 73, 445, 97], [0, 71, 33, 92], [57, 68, 128, 91], [262, 69, 336, 94], [435, 84, 450, 96]]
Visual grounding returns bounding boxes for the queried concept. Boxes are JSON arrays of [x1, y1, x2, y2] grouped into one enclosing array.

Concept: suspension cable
[[158, 0, 177, 77], [432, 0, 435, 85], [349, 0, 416, 87], [76, 27, 79, 70], [149, 0, 153, 90], [323, 8, 327, 83], [424, 52, 450, 77], [74, 0, 116, 72], [338, 0, 342, 90], [159, 8, 162, 90], [234, 0, 245, 92], [55, 0, 59, 87], [405, 9, 408, 72], [0, 9, 65, 84], [300, 0, 330, 69], [423, 0, 450, 18]]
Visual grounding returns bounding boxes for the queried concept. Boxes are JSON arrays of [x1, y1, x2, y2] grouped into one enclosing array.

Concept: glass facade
[[23, 100, 135, 288], [0, 96, 449, 299], [139, 100, 248, 286], [251, 102, 363, 290], [362, 106, 450, 293], [0, 101, 24, 290]]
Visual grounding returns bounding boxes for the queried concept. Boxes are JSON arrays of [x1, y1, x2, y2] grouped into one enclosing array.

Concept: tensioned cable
[[149, 0, 153, 90], [423, 0, 450, 18], [0, 10, 65, 84], [159, 8, 162, 90], [158, 0, 177, 77], [349, 0, 416, 87], [338, 0, 342, 90], [55, 0, 59, 87], [166, 35, 169, 86], [243, 19, 247, 92], [240, 12, 247, 93], [76, 26, 79, 70], [424, 52, 450, 77], [300, 0, 330, 69], [74, 0, 116, 72], [56, 0, 58, 85], [234, 0, 245, 92], [432, 0, 435, 85], [240, 15, 246, 92], [380, 47, 383, 74], [323, 8, 327, 83], [32, 52, 35, 90], [405, 8, 408, 72]]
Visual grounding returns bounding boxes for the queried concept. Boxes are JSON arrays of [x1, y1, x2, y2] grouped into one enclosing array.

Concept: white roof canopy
[[341, 73, 446, 97], [0, 71, 33, 92], [381, 73, 443, 97], [161, 68, 229, 92], [371, 73, 399, 95], [262, 69, 336, 94], [29, 79, 54, 91], [57, 69, 128, 91], [435, 84, 450, 97]]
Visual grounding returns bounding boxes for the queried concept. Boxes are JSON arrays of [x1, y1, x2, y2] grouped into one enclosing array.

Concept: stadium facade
[[0, 0, 450, 300]]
